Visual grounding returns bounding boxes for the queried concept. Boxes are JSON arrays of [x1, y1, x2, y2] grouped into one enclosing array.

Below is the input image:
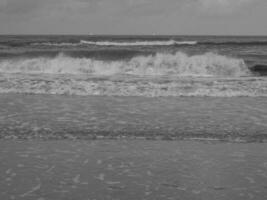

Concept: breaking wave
[[0, 52, 249, 77]]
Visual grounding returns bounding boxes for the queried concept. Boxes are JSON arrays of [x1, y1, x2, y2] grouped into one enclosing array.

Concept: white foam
[[1, 75, 266, 97], [0, 52, 249, 77], [32, 40, 197, 46], [80, 40, 197, 46]]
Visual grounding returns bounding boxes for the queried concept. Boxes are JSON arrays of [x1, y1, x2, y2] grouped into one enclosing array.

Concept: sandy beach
[[1, 140, 267, 200]]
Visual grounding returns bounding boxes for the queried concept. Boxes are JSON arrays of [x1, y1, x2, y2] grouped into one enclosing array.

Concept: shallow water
[[1, 74, 267, 97], [0, 94, 266, 141]]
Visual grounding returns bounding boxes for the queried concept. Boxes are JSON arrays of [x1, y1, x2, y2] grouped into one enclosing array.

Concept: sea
[[0, 35, 267, 141], [0, 35, 267, 97]]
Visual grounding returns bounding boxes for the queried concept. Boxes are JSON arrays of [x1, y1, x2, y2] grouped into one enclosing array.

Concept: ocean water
[[1, 94, 267, 141], [0, 35, 267, 141], [0, 35, 267, 97]]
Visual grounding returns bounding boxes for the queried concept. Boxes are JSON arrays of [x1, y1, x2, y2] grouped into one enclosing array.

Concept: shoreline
[[2, 134, 267, 143], [0, 94, 266, 142]]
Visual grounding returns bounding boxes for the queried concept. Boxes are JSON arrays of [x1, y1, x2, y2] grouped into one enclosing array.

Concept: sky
[[0, 0, 267, 35]]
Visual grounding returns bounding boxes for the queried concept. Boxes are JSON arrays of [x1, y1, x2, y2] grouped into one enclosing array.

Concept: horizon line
[[0, 34, 267, 37]]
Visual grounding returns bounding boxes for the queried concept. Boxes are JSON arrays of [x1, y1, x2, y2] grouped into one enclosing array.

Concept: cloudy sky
[[0, 0, 267, 35]]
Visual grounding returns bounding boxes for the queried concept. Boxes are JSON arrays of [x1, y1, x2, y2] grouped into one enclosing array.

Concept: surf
[[0, 52, 249, 77]]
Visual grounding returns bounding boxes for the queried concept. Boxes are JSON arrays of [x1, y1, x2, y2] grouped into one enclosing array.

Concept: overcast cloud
[[0, 0, 266, 34]]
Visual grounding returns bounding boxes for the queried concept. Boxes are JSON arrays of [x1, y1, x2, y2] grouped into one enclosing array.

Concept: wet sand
[[0, 140, 267, 200]]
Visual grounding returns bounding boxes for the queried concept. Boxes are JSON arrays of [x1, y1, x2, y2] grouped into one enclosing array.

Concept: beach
[[0, 94, 267, 199], [1, 140, 267, 200]]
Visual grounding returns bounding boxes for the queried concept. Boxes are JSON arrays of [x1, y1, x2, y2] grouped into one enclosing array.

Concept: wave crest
[[0, 52, 249, 77], [80, 40, 197, 46], [32, 40, 197, 46]]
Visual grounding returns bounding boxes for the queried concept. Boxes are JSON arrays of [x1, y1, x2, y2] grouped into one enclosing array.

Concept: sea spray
[[0, 52, 249, 77]]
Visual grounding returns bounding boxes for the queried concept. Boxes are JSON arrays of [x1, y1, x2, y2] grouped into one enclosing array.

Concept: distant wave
[[80, 40, 197, 46], [3, 39, 267, 48], [0, 52, 249, 77], [31, 40, 198, 47]]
